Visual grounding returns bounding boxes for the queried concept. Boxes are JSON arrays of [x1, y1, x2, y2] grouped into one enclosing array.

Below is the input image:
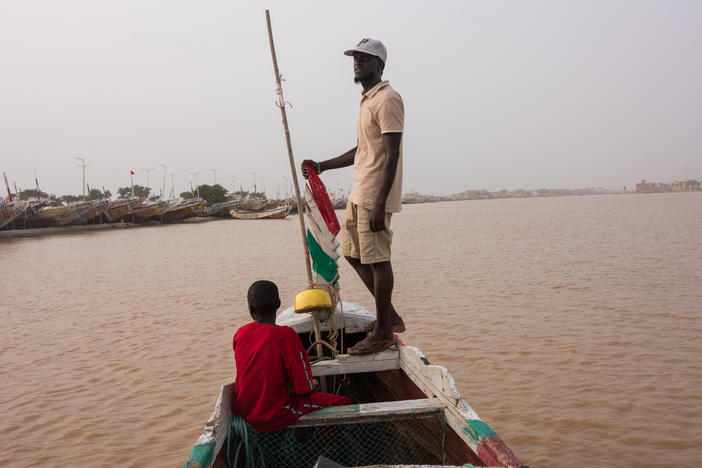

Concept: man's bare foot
[[362, 315, 405, 333], [348, 334, 397, 355]]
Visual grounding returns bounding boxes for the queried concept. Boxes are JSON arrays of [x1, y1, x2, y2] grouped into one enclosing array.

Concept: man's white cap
[[344, 38, 387, 64]]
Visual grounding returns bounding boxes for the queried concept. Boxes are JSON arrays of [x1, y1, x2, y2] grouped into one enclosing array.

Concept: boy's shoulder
[[236, 322, 296, 337]]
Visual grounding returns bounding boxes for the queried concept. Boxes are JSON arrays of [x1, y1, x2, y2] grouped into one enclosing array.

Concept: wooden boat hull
[[161, 199, 206, 222], [207, 200, 240, 217], [103, 197, 144, 223], [9, 201, 47, 229], [131, 201, 169, 221], [183, 302, 523, 468], [66, 200, 107, 226], [236, 198, 268, 211], [229, 205, 292, 220], [30, 203, 88, 227], [1, 202, 25, 229]]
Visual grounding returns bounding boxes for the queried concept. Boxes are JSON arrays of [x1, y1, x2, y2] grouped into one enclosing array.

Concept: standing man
[[302, 38, 404, 355]]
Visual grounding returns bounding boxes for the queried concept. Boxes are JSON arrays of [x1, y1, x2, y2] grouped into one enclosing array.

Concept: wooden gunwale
[[290, 397, 444, 427]]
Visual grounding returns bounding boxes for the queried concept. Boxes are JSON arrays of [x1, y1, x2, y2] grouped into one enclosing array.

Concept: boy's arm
[[282, 328, 316, 396]]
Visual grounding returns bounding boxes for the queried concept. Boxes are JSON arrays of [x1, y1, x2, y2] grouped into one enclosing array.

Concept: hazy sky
[[1, 1, 701, 197]]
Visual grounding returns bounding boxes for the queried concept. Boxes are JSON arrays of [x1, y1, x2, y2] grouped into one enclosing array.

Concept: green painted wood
[[182, 441, 215, 468], [461, 419, 498, 445]]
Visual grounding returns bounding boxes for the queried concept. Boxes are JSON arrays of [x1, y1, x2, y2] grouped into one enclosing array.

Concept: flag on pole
[[34, 169, 41, 201], [303, 167, 342, 292], [304, 164, 340, 236], [3, 171, 12, 201]]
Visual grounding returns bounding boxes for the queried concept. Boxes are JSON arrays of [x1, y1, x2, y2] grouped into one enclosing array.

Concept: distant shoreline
[[401, 188, 700, 205], [0, 216, 218, 239], [402, 188, 616, 204]]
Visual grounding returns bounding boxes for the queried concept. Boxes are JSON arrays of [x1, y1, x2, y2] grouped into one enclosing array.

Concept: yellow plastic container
[[294, 288, 332, 314]]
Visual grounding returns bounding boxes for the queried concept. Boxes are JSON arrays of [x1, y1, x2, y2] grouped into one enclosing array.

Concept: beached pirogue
[[182, 303, 525, 468], [0, 196, 299, 231], [229, 204, 292, 220]]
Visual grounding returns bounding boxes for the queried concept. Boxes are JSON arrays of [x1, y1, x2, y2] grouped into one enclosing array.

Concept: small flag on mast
[[34, 169, 41, 201], [3, 171, 12, 201]]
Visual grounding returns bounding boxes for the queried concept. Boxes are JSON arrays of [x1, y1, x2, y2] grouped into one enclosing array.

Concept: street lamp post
[[74, 157, 91, 200], [158, 163, 167, 199], [142, 167, 154, 190], [209, 169, 217, 185], [190, 171, 200, 197]]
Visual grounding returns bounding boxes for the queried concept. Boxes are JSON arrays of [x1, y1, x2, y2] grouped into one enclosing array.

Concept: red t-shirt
[[232, 322, 350, 432]]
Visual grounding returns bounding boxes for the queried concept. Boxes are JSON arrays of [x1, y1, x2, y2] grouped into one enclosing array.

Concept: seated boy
[[232, 280, 350, 432]]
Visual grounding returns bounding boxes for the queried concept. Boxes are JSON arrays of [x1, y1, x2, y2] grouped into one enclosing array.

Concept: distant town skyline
[[5, 167, 701, 201], [2, 1, 701, 197]]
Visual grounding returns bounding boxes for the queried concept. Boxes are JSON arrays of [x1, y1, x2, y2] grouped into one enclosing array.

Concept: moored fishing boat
[[182, 303, 524, 468], [131, 200, 169, 222], [236, 198, 268, 212], [207, 200, 241, 217], [104, 197, 143, 222], [53, 202, 92, 226], [66, 199, 110, 226], [1, 200, 24, 229], [161, 198, 207, 222], [29, 202, 88, 228], [229, 205, 292, 220], [2, 200, 48, 230]]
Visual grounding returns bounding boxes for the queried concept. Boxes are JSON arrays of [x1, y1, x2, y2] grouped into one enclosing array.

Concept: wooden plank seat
[[290, 398, 444, 427], [310, 349, 400, 377]]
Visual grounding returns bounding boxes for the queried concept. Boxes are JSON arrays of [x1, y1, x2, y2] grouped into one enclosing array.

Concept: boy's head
[[247, 280, 281, 323]]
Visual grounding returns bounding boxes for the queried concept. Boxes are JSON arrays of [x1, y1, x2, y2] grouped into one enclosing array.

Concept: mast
[[3, 171, 12, 201], [265, 9, 313, 287], [34, 169, 41, 201]]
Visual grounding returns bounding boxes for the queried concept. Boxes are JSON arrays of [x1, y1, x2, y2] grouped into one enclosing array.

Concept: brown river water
[[1, 193, 701, 467]]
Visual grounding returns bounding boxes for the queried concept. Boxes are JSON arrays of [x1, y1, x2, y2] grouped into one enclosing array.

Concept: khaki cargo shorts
[[341, 201, 393, 264]]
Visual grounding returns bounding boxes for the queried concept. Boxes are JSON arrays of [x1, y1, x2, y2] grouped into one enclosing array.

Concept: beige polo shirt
[[349, 80, 404, 213]]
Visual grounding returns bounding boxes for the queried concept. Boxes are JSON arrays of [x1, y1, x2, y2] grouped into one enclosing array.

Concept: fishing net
[[225, 410, 447, 468]]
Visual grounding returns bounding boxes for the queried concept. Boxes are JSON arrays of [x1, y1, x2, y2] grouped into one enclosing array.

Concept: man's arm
[[369, 132, 402, 232], [301, 146, 357, 179]]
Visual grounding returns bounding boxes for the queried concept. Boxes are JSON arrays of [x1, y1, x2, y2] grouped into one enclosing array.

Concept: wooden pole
[[266, 11, 327, 388], [265, 9, 314, 288]]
